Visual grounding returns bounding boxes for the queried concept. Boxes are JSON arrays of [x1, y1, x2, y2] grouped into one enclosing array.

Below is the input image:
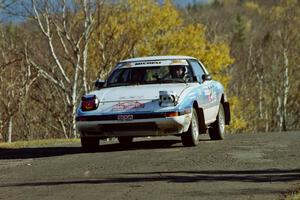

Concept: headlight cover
[[159, 91, 177, 107]]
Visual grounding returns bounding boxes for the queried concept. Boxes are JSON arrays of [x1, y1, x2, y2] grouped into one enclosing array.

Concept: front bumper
[[76, 112, 192, 137]]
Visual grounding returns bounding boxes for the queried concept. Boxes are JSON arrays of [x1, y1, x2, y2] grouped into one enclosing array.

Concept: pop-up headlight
[[159, 91, 177, 107]]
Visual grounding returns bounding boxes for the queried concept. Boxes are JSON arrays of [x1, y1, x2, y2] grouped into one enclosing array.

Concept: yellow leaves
[[136, 24, 206, 56], [245, 0, 299, 22], [90, 0, 233, 87], [268, 0, 299, 21], [198, 42, 233, 88], [118, 0, 181, 38], [244, 2, 263, 15], [271, 5, 285, 20], [227, 96, 247, 133], [134, 22, 233, 87]]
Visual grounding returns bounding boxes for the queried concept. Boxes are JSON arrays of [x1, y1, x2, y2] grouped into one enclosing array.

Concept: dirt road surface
[[0, 131, 300, 200]]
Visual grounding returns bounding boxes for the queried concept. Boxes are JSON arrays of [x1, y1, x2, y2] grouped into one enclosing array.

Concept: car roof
[[120, 55, 197, 63]]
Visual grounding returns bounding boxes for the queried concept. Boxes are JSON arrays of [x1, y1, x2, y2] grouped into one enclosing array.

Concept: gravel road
[[0, 131, 300, 200]]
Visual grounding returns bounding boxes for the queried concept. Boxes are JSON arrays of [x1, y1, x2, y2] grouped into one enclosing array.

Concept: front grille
[[76, 109, 189, 122], [76, 113, 166, 121], [100, 122, 158, 132]]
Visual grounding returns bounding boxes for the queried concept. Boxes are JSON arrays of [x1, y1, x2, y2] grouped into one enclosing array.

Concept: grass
[[0, 138, 80, 149], [285, 190, 300, 200]]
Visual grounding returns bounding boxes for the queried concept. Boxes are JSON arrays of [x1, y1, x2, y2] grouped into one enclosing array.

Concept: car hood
[[83, 84, 191, 114], [92, 84, 190, 102]]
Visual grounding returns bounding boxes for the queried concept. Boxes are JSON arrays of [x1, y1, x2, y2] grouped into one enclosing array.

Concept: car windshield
[[106, 65, 193, 87]]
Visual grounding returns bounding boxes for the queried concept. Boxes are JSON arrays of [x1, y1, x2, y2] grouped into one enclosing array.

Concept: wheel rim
[[192, 111, 199, 139], [219, 107, 225, 135]]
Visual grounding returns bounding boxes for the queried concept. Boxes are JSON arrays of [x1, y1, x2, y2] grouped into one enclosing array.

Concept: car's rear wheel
[[209, 103, 226, 140], [181, 108, 199, 147], [118, 136, 134, 146], [81, 137, 99, 150]]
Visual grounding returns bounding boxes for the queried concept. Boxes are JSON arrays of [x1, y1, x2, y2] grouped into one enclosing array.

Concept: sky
[[173, 0, 210, 6]]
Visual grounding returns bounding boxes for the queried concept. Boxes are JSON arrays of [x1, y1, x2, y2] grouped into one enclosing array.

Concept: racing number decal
[[202, 85, 216, 103]]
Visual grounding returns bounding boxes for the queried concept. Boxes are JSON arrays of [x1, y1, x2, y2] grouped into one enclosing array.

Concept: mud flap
[[196, 107, 207, 134], [223, 102, 231, 125]]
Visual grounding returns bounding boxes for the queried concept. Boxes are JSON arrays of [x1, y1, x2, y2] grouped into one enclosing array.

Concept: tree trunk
[[72, 104, 77, 138], [59, 118, 68, 139], [82, 44, 89, 94], [277, 95, 283, 131], [8, 115, 13, 143], [258, 77, 263, 119], [71, 56, 80, 138], [281, 49, 289, 131], [277, 49, 289, 132], [0, 118, 3, 141], [265, 110, 269, 132]]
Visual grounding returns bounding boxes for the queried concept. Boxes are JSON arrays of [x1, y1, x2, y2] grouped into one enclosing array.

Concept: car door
[[188, 59, 216, 124]]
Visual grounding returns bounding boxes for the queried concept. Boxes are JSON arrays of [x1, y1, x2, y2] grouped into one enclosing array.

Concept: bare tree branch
[[31, 0, 71, 84]]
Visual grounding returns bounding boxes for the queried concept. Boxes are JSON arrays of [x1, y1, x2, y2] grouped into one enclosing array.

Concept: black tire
[[209, 103, 226, 140], [118, 136, 133, 146], [181, 108, 199, 147], [81, 137, 99, 150]]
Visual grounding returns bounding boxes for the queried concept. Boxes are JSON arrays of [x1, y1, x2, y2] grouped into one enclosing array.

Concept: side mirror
[[95, 79, 105, 89], [202, 74, 212, 82]]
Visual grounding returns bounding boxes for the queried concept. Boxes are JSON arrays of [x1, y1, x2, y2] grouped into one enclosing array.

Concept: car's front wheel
[[81, 137, 99, 150], [209, 103, 226, 140], [181, 108, 199, 147]]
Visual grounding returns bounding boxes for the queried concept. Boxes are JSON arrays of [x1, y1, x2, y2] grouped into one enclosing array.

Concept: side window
[[189, 60, 205, 83]]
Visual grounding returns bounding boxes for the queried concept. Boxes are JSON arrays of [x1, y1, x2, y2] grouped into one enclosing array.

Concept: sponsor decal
[[201, 86, 216, 103], [135, 61, 161, 66], [112, 101, 145, 111], [202, 86, 211, 96], [210, 90, 217, 102]]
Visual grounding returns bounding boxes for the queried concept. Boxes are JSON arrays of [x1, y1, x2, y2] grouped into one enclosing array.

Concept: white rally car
[[76, 56, 230, 149]]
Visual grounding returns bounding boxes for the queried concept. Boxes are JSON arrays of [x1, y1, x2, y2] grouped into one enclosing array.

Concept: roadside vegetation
[[0, 138, 79, 149], [285, 191, 300, 200], [0, 0, 299, 143]]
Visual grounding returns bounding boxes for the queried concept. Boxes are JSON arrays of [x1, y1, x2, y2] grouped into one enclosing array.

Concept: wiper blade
[[107, 83, 130, 87]]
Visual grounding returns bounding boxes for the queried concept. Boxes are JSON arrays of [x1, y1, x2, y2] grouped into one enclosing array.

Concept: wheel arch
[[192, 101, 207, 134], [220, 94, 231, 125]]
